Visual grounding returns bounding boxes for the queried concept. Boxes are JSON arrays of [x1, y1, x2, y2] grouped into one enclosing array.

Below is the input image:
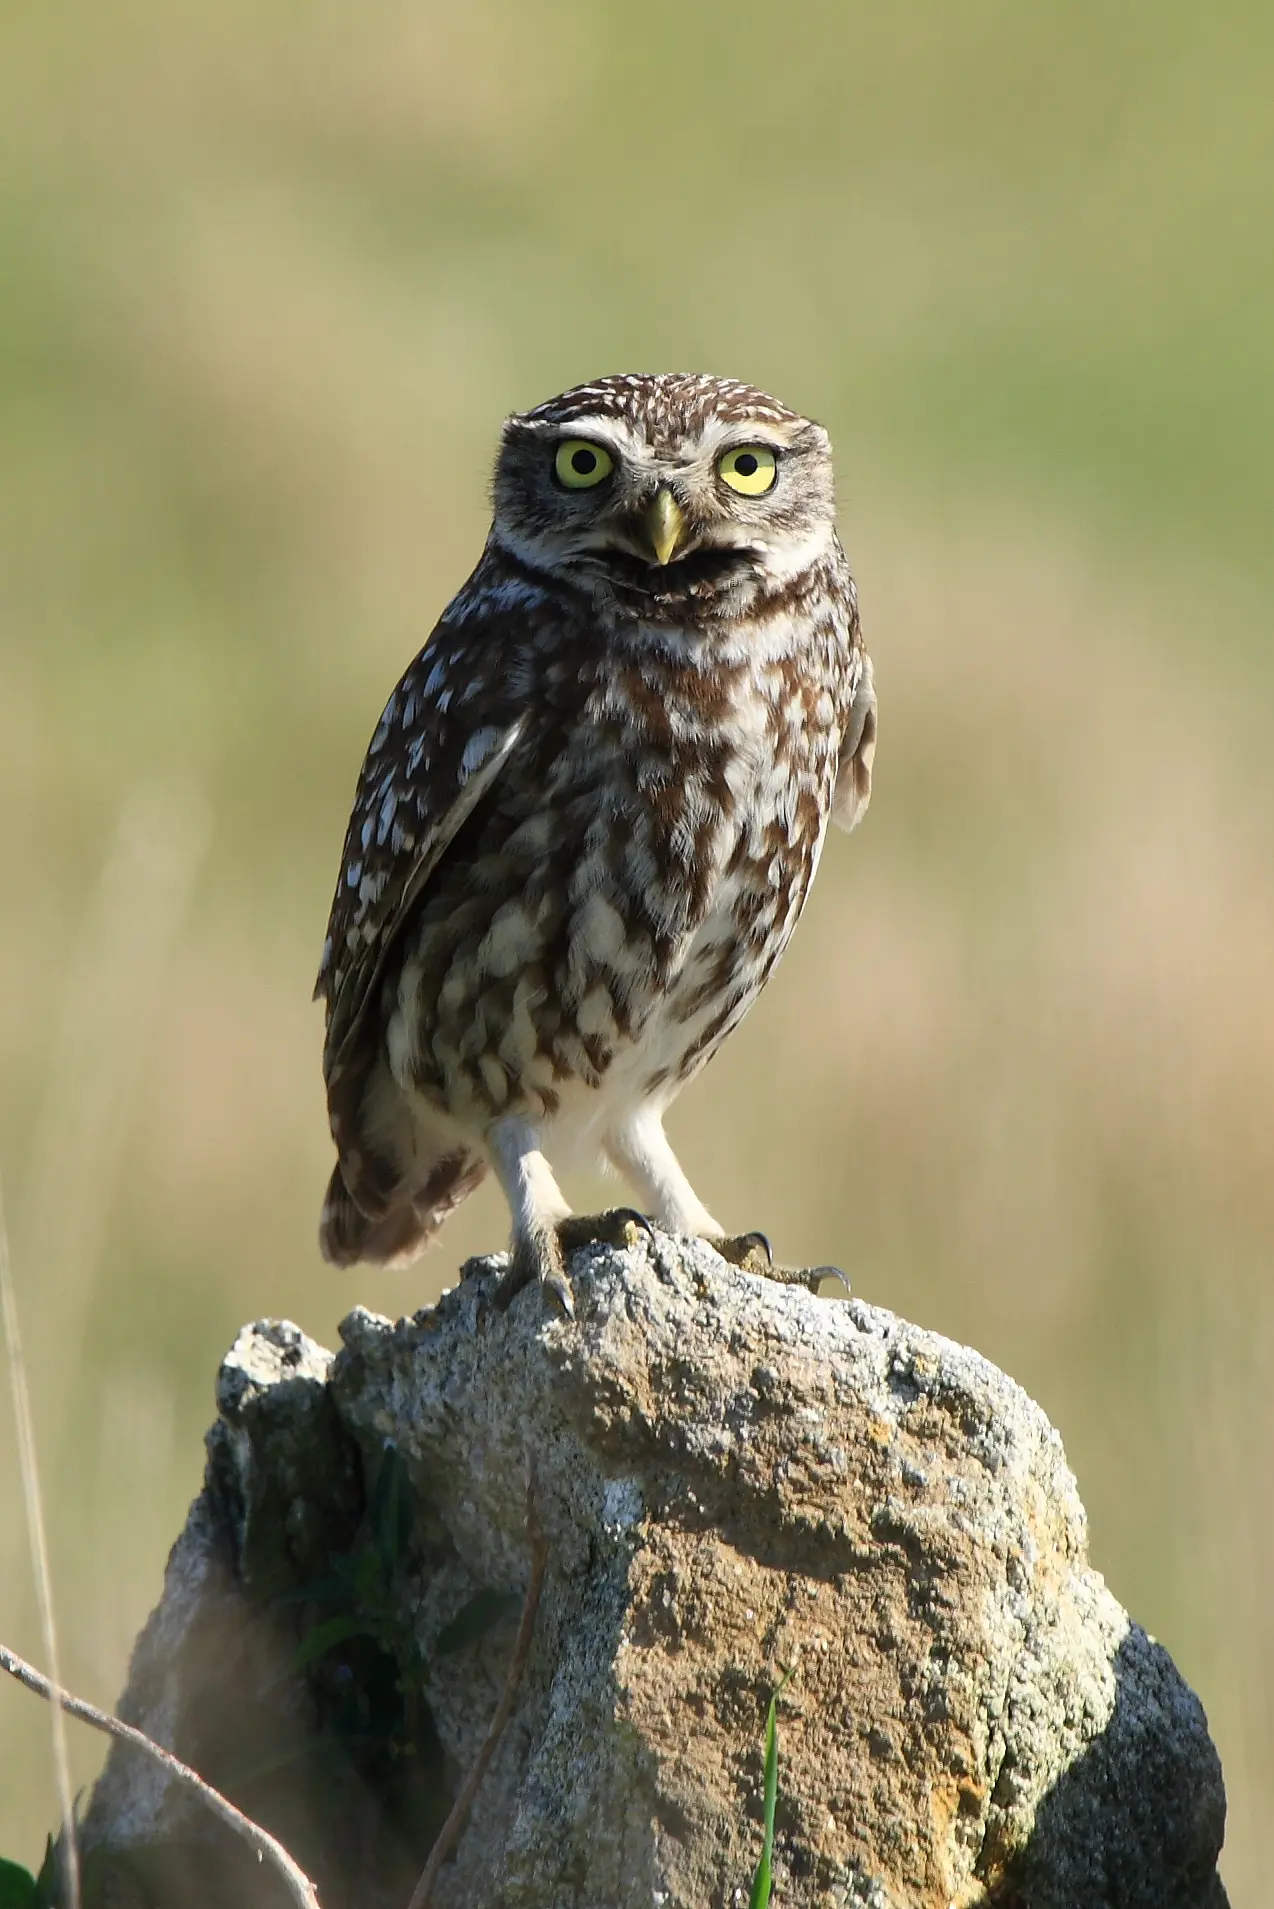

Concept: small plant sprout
[[749, 1666, 794, 1909]]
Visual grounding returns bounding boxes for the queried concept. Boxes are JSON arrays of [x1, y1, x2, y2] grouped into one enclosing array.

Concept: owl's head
[[490, 373, 836, 605]]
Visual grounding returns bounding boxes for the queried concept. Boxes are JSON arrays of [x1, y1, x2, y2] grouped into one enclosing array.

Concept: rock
[[79, 1234, 1227, 1908]]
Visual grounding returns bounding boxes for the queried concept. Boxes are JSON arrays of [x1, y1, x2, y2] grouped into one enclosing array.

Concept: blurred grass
[[1, 1, 1271, 1894]]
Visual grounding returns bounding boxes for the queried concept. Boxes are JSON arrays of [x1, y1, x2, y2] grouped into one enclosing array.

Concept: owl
[[316, 372, 876, 1309]]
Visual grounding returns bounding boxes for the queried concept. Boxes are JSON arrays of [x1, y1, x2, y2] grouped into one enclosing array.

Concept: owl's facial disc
[[492, 384, 837, 600]]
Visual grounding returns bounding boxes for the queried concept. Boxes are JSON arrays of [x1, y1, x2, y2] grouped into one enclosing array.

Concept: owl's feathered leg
[[605, 1107, 832, 1294], [603, 1106, 724, 1236], [487, 1113, 575, 1314]]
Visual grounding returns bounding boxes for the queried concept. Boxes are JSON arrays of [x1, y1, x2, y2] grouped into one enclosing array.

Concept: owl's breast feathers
[[318, 543, 871, 1118]]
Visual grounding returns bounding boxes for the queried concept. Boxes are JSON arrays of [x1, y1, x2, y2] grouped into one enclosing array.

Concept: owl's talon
[[712, 1231, 773, 1273], [711, 1233, 832, 1295], [542, 1268, 575, 1318], [494, 1229, 575, 1317]]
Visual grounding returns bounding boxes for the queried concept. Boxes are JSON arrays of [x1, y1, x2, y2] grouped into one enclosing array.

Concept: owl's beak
[[643, 488, 688, 566]]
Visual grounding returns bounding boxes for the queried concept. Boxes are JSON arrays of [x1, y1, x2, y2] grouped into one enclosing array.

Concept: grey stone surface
[[80, 1233, 1227, 1908]]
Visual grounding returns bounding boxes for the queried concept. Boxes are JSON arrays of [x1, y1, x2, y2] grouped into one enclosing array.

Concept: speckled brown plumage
[[316, 372, 876, 1300]]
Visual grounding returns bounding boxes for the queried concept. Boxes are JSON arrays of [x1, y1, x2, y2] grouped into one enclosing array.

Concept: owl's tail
[[319, 1152, 487, 1270]]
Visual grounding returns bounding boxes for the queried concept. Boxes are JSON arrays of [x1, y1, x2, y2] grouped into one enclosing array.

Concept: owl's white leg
[[604, 1104, 825, 1292], [487, 1113, 574, 1311], [603, 1105, 723, 1238]]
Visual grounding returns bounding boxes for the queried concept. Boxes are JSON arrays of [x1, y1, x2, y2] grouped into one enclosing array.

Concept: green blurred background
[[1, 0, 1271, 1892]]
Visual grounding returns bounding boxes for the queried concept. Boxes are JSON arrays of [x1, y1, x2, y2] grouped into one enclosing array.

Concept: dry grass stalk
[[0, 1171, 81, 1909], [0, 789, 211, 1899], [0, 1642, 322, 1909]]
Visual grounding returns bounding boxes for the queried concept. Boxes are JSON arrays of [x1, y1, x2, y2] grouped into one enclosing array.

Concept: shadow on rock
[[983, 1628, 1227, 1909]]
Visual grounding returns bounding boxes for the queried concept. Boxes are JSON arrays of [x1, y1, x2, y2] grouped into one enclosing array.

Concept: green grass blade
[[749, 1671, 791, 1909]]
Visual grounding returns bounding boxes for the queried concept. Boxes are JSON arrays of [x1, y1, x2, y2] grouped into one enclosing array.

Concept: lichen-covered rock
[[80, 1235, 1227, 1908]]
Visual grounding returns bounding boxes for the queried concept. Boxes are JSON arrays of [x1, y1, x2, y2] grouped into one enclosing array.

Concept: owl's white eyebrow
[[548, 416, 644, 459], [556, 415, 796, 462], [693, 417, 794, 460]]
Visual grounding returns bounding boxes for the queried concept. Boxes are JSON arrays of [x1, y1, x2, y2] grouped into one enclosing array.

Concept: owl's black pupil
[[571, 448, 597, 474], [735, 453, 758, 476]]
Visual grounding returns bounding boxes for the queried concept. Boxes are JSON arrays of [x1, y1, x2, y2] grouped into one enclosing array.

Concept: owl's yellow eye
[[717, 444, 777, 496], [554, 438, 614, 489]]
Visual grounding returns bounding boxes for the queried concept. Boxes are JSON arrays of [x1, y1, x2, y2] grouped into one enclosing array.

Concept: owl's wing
[[831, 649, 877, 834], [315, 619, 527, 1078]]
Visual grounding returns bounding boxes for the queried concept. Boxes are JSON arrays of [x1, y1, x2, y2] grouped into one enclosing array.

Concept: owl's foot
[[495, 1222, 575, 1318], [556, 1208, 654, 1255], [495, 1209, 654, 1317], [711, 1232, 847, 1297]]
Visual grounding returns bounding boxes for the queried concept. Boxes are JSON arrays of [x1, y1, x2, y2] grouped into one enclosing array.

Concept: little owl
[[316, 373, 876, 1307]]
